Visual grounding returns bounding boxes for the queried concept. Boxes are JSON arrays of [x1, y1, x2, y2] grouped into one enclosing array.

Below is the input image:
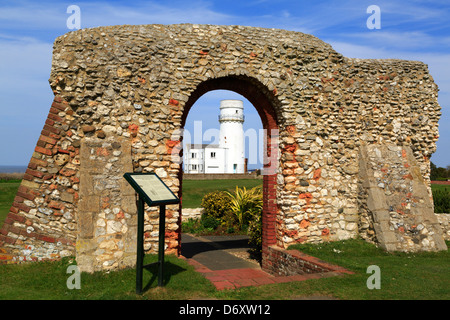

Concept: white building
[[184, 99, 246, 174]]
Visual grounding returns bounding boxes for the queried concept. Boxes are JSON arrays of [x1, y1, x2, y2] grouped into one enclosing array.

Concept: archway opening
[[177, 76, 279, 270]]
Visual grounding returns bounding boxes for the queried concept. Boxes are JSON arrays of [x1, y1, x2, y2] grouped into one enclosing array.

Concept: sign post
[[123, 173, 180, 294]]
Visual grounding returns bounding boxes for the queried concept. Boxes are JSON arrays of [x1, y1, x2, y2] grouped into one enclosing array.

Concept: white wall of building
[[204, 147, 226, 173], [184, 146, 205, 173]]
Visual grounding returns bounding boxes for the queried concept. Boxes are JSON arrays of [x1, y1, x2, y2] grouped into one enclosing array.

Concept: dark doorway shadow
[[181, 234, 252, 258], [180, 233, 261, 271]]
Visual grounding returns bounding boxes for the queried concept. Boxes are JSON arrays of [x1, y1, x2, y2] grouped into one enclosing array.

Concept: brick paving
[[180, 233, 353, 290], [182, 255, 344, 290]]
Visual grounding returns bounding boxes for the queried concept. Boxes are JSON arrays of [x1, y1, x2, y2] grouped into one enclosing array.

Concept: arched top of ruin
[[54, 23, 337, 54], [49, 23, 346, 116]]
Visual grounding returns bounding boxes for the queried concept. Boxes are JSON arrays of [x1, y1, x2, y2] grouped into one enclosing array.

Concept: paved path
[[181, 233, 260, 270], [180, 233, 344, 291]]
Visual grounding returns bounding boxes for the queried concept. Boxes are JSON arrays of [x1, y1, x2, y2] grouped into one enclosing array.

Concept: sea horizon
[[0, 165, 27, 173]]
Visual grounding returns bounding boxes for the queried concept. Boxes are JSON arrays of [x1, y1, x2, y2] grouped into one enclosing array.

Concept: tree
[[430, 162, 438, 180], [430, 161, 450, 180]]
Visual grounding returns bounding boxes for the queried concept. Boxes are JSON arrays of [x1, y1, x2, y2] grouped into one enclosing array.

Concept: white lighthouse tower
[[218, 99, 245, 174]]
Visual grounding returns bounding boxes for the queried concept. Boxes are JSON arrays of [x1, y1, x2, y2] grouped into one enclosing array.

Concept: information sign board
[[123, 172, 179, 206], [123, 172, 179, 293]]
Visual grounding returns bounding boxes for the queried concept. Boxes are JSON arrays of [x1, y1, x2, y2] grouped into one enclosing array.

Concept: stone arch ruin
[[0, 24, 446, 273]]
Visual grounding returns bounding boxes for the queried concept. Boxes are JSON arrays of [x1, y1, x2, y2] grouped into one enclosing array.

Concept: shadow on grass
[[141, 261, 187, 293]]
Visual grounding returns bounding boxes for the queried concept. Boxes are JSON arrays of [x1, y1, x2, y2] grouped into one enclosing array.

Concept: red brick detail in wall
[[262, 174, 277, 248], [0, 95, 76, 263]]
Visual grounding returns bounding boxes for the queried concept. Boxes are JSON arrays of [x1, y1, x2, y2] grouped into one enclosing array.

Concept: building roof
[[186, 144, 220, 149]]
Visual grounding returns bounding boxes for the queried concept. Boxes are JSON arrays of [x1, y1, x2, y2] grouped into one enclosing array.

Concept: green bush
[[182, 218, 202, 233], [225, 186, 263, 230], [433, 187, 450, 213], [181, 216, 220, 234], [195, 187, 263, 250], [224, 186, 263, 254], [201, 215, 220, 230], [248, 209, 262, 254], [200, 190, 232, 221]]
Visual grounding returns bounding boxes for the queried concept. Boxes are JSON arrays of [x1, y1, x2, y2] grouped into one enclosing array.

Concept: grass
[[1, 178, 449, 300], [0, 239, 448, 300], [288, 239, 450, 300], [0, 180, 21, 229], [0, 254, 216, 300], [181, 179, 262, 208], [431, 184, 450, 213], [431, 184, 450, 191]]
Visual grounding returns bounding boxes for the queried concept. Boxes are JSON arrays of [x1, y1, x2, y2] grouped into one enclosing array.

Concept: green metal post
[[158, 204, 166, 287], [136, 196, 144, 294]]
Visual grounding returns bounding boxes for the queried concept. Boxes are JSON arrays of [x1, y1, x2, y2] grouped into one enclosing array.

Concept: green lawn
[[431, 184, 450, 213], [0, 180, 20, 229], [0, 239, 448, 300], [0, 179, 449, 300], [431, 184, 450, 191], [181, 179, 262, 208], [288, 239, 450, 300], [0, 254, 216, 300]]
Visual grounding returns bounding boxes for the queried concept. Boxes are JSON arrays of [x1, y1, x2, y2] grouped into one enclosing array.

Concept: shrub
[[433, 187, 450, 213], [201, 215, 220, 230], [225, 186, 262, 230], [197, 187, 263, 248], [182, 218, 202, 233], [248, 209, 262, 254], [200, 190, 232, 221]]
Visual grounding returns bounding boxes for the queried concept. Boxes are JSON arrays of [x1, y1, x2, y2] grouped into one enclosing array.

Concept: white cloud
[[0, 36, 53, 115], [333, 30, 450, 53], [380, 0, 445, 23], [327, 39, 450, 167], [78, 1, 234, 27], [0, 34, 53, 165], [0, 3, 64, 29], [0, 1, 235, 32]]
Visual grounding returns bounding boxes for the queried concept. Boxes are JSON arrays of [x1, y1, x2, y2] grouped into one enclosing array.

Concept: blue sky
[[0, 0, 449, 168]]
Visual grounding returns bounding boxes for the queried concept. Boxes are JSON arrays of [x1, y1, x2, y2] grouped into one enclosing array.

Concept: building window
[[191, 153, 196, 158], [191, 164, 197, 170], [210, 152, 216, 158]]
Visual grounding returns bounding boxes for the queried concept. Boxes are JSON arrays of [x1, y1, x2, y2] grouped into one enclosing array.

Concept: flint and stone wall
[[0, 24, 446, 272]]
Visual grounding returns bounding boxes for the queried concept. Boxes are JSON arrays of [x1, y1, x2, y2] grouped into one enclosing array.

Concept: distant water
[[0, 165, 27, 173]]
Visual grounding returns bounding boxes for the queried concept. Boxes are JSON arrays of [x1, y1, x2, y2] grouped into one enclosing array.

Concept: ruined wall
[[358, 144, 446, 251], [0, 24, 444, 270], [275, 56, 442, 246]]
